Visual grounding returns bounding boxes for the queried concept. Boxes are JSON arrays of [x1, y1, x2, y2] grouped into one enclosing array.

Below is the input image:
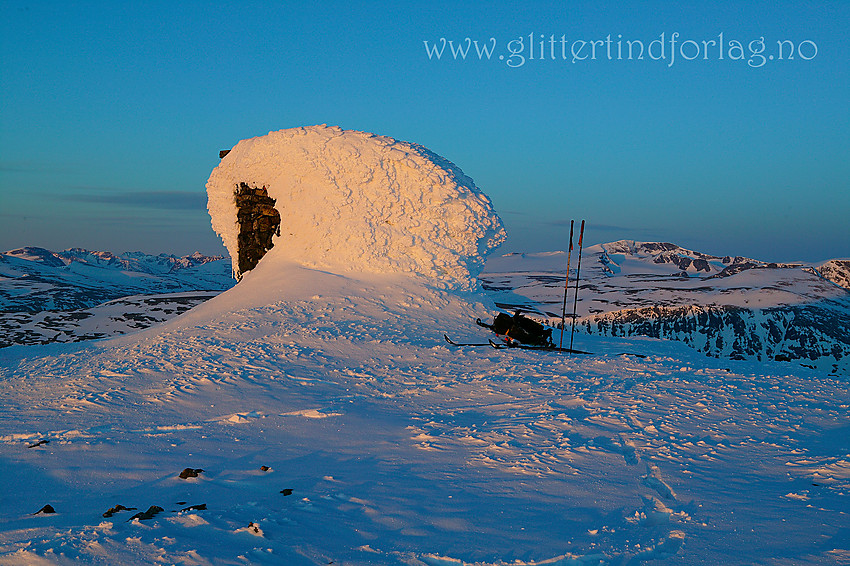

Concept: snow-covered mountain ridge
[[481, 240, 850, 375], [578, 240, 848, 290], [3, 240, 848, 375], [818, 259, 850, 290], [5, 246, 224, 275], [0, 246, 234, 313]]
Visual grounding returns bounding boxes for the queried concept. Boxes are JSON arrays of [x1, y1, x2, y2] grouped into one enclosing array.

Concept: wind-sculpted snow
[[1, 266, 848, 565], [207, 125, 506, 288]]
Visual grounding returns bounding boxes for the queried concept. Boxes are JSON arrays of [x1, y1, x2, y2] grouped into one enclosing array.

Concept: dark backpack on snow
[[490, 312, 553, 347]]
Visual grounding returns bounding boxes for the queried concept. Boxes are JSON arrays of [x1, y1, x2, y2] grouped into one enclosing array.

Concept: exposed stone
[[179, 467, 204, 479], [128, 505, 164, 521], [816, 260, 850, 290], [103, 504, 137, 518], [234, 183, 281, 279], [34, 504, 55, 514]]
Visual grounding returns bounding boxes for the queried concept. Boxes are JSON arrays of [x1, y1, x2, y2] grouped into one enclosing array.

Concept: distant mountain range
[[0, 247, 235, 347], [481, 241, 850, 376], [1, 247, 233, 312], [3, 242, 849, 375]]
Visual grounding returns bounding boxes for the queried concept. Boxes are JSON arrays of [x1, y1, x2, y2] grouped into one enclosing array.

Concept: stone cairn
[[234, 182, 281, 278]]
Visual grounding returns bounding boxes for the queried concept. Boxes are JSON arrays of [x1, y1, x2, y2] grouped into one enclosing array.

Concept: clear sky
[[1, 1, 848, 261]]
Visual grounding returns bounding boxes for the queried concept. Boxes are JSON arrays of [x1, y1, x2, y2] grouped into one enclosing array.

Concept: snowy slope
[[0, 247, 233, 313], [481, 241, 850, 375], [1, 261, 848, 565], [0, 129, 847, 565]]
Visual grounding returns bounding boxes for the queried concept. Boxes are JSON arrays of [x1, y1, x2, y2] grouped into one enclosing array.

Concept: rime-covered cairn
[[207, 125, 506, 285]]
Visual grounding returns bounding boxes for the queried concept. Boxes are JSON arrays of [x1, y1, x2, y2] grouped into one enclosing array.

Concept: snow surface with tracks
[[0, 127, 847, 565]]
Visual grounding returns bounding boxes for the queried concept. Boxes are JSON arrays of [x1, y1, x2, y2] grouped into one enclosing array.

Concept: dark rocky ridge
[[234, 183, 281, 278], [0, 292, 220, 348], [816, 260, 850, 290], [579, 301, 850, 375]]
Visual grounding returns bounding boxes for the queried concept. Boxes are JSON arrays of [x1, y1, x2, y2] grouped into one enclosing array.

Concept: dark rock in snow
[[581, 301, 850, 372], [280, 488, 293, 496], [0, 292, 225, 348], [103, 504, 137, 518], [179, 468, 204, 479], [27, 439, 49, 448], [128, 506, 164, 521], [34, 504, 56, 514]]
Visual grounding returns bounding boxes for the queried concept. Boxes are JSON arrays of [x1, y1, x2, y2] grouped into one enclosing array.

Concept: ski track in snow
[[0, 287, 848, 565]]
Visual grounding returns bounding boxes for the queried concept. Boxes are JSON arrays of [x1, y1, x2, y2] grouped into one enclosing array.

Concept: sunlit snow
[[0, 127, 847, 565]]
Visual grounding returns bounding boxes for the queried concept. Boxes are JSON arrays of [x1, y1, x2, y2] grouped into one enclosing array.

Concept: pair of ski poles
[[558, 220, 585, 353]]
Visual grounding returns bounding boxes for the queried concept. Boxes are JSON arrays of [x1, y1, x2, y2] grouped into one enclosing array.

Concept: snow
[[0, 135, 848, 565], [207, 125, 505, 287], [2, 303, 847, 564]]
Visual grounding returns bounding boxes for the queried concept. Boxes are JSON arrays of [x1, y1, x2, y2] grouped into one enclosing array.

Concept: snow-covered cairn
[[207, 125, 506, 289]]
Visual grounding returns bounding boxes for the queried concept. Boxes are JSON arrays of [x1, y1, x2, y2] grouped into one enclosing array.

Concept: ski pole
[[558, 220, 574, 349], [569, 220, 585, 353]]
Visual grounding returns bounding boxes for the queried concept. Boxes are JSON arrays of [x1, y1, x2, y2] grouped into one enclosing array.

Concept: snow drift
[[207, 125, 506, 289]]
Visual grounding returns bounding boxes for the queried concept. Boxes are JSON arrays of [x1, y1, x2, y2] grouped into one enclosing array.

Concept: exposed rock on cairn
[[234, 183, 281, 278]]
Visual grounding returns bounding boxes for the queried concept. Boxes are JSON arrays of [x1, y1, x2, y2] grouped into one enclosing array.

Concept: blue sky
[[1, 1, 847, 261]]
